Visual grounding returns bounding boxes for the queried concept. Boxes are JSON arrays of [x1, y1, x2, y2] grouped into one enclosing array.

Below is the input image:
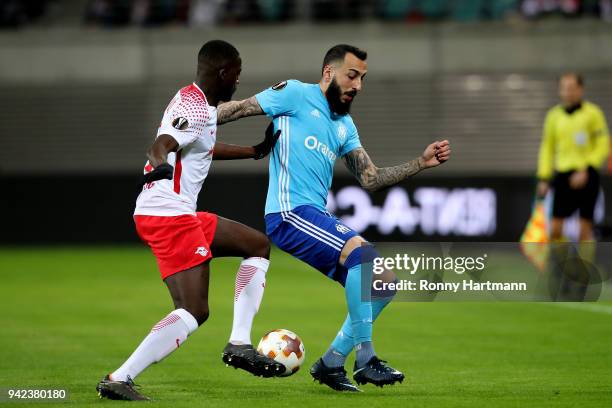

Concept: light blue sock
[[372, 297, 393, 320], [327, 246, 393, 368], [330, 315, 354, 356], [344, 263, 372, 349], [330, 297, 392, 358]]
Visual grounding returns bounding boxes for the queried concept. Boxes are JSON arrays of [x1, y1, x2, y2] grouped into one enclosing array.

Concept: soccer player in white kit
[[97, 40, 284, 401]]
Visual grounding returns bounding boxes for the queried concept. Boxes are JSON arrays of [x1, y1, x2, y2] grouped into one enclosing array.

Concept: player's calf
[[183, 304, 209, 326], [164, 264, 211, 326]]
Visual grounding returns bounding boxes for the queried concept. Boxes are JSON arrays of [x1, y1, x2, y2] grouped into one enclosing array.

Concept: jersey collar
[[193, 82, 206, 98], [564, 101, 583, 115]]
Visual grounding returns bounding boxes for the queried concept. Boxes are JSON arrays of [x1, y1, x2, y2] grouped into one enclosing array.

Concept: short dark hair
[[197, 40, 240, 72], [559, 72, 584, 87], [322, 44, 367, 74]]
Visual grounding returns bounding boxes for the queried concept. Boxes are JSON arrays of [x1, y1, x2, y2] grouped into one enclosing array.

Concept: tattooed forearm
[[343, 148, 424, 192], [217, 96, 264, 125], [373, 160, 423, 190]]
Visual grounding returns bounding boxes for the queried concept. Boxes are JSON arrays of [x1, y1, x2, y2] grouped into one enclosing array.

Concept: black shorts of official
[[552, 167, 600, 220]]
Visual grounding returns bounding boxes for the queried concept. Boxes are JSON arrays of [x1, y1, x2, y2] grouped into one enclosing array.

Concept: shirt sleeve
[[537, 110, 556, 181], [339, 118, 362, 157], [587, 105, 610, 169], [255, 80, 303, 118], [157, 93, 209, 149]]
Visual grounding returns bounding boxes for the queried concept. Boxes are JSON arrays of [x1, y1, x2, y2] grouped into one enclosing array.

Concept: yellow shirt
[[537, 101, 610, 180]]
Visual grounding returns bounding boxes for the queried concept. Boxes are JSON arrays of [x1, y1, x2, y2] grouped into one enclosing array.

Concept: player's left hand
[[421, 140, 451, 168], [138, 162, 174, 190], [253, 122, 281, 160], [569, 169, 588, 189]]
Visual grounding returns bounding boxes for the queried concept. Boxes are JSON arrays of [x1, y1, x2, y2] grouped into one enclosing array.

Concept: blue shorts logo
[[336, 224, 351, 234]]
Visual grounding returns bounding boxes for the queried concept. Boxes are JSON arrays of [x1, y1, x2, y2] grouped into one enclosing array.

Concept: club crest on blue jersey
[[337, 124, 347, 142]]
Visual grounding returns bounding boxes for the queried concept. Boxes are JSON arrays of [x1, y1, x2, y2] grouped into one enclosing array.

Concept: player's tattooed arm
[[217, 96, 264, 125], [343, 140, 451, 192], [342, 148, 423, 192]]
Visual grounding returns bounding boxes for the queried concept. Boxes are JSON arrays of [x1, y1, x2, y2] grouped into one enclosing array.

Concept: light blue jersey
[[256, 80, 362, 215]]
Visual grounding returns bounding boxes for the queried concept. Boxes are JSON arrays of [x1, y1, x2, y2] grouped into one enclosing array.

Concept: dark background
[[4, 174, 611, 244]]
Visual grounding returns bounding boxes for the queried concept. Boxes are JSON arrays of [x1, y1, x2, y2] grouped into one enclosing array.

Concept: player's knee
[[340, 236, 367, 264], [250, 234, 271, 259], [344, 243, 379, 269]]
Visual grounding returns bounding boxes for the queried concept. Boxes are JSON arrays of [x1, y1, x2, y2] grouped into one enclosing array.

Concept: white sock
[[111, 308, 198, 381], [229, 257, 269, 345]]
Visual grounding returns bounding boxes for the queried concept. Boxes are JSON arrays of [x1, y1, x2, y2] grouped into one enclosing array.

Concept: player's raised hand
[[421, 140, 451, 168], [253, 122, 281, 160]]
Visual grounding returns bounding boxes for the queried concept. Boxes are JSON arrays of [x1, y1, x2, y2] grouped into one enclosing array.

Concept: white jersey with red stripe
[[134, 83, 216, 216]]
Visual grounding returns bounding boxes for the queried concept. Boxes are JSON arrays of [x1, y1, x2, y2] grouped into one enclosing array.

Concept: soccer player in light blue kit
[[218, 44, 451, 391]]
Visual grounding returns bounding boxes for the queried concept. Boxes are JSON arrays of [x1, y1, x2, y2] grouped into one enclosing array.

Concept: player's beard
[[325, 78, 354, 115]]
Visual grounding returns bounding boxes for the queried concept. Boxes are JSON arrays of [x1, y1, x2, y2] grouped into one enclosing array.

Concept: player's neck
[[318, 82, 334, 113], [195, 79, 220, 107], [318, 81, 329, 95]]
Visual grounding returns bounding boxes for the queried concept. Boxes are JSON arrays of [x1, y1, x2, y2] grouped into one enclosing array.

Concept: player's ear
[[218, 67, 227, 81], [322, 65, 333, 83]]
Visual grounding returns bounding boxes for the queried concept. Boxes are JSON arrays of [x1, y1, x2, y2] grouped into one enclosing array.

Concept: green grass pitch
[[1, 246, 611, 407]]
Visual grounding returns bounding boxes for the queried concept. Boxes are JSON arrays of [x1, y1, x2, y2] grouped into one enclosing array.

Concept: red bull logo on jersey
[[304, 135, 337, 162], [195, 247, 209, 257]]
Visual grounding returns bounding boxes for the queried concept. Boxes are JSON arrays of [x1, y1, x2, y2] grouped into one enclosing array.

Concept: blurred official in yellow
[[537, 73, 610, 242]]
